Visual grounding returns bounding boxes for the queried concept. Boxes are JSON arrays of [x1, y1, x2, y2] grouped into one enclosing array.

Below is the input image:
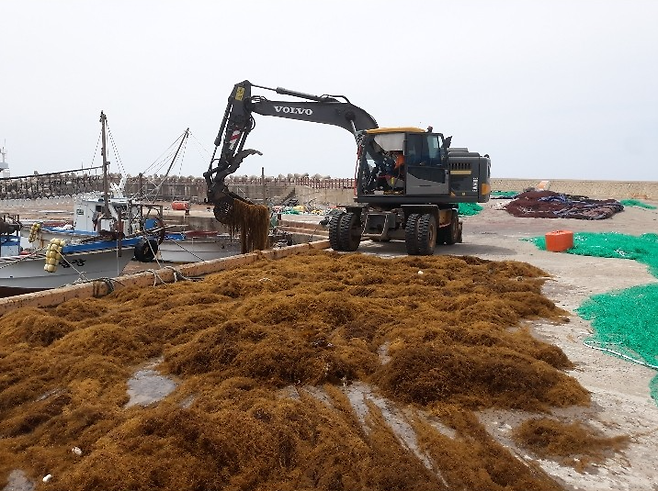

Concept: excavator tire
[[328, 213, 345, 251], [338, 212, 361, 251], [416, 213, 437, 255], [444, 210, 460, 245], [405, 214, 420, 255]]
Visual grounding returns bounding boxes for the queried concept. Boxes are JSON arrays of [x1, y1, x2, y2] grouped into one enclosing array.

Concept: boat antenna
[[0, 142, 7, 177]]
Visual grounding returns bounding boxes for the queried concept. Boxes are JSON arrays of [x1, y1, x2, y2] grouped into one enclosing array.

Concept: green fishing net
[[458, 202, 483, 216], [530, 232, 658, 277], [619, 199, 657, 210], [529, 232, 658, 402], [491, 190, 519, 198], [577, 284, 658, 368]]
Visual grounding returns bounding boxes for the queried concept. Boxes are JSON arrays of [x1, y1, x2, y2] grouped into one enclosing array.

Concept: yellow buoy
[[44, 238, 65, 273]]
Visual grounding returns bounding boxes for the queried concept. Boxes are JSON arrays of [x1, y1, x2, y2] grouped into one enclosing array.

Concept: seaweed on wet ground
[[512, 417, 629, 472]]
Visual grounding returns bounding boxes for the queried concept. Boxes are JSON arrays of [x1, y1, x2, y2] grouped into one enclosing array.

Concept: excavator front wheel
[[329, 212, 362, 251], [416, 213, 437, 255], [338, 212, 362, 251], [328, 213, 344, 251]]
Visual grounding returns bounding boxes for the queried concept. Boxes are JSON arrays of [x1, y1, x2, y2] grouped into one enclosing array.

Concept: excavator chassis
[[329, 205, 462, 256]]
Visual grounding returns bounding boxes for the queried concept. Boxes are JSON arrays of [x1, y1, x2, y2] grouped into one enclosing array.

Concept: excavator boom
[[204, 80, 378, 223]]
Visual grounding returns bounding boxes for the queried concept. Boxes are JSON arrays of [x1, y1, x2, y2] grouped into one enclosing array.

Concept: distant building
[[0, 145, 9, 178]]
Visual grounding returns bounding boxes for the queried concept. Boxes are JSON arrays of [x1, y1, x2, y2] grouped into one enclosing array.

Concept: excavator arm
[[204, 80, 378, 223]]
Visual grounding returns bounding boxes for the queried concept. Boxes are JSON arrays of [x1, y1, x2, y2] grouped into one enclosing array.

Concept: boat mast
[[144, 128, 190, 202], [158, 128, 190, 200], [165, 128, 190, 180], [100, 111, 110, 217]]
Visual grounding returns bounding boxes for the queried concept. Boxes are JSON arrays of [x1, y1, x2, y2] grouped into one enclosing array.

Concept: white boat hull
[[157, 236, 241, 263], [0, 247, 135, 291]]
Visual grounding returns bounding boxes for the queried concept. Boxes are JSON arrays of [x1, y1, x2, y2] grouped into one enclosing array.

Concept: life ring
[[134, 238, 159, 262]]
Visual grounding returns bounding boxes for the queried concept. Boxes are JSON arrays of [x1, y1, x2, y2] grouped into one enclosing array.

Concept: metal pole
[[262, 166, 266, 204], [100, 111, 110, 218]]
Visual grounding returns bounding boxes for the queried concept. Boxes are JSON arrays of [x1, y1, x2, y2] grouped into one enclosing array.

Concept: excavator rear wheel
[[338, 212, 362, 251], [405, 214, 420, 255], [416, 213, 437, 255], [328, 213, 344, 251], [444, 210, 460, 245]]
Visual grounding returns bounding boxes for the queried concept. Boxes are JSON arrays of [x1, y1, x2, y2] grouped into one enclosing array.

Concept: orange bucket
[[171, 201, 190, 211], [545, 230, 574, 252]]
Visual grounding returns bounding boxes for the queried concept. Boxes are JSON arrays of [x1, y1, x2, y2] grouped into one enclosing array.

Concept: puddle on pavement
[[2, 470, 35, 491], [301, 385, 335, 408], [277, 385, 300, 400], [125, 360, 177, 408]]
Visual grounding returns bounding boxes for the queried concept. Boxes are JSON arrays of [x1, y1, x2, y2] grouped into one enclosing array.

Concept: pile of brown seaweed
[[0, 251, 626, 490]]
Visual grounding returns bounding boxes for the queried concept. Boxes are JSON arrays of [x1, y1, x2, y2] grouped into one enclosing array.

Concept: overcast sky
[[2, 0, 657, 182]]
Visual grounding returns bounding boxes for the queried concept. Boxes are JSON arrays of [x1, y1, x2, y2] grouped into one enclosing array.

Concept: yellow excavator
[[204, 80, 491, 255]]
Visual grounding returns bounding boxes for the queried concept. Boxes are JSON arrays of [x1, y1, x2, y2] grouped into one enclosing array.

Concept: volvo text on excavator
[[204, 80, 491, 256]]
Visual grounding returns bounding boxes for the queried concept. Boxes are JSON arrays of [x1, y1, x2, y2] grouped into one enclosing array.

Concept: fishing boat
[[0, 214, 156, 294], [23, 193, 165, 249], [0, 112, 165, 296], [25, 203, 242, 264], [156, 229, 241, 263], [20, 111, 166, 252], [21, 120, 242, 263]]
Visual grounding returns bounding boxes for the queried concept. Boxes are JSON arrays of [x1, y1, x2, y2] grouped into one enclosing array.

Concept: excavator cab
[[355, 128, 490, 207]]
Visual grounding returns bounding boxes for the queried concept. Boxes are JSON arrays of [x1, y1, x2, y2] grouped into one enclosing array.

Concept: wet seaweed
[[512, 417, 629, 471], [230, 199, 270, 253]]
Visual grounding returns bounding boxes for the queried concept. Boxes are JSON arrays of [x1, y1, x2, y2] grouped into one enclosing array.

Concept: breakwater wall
[[1, 173, 657, 204], [489, 178, 658, 200], [232, 178, 658, 204], [0, 173, 205, 202]]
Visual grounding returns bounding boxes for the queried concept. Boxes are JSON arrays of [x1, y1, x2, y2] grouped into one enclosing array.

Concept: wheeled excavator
[[204, 80, 491, 255]]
